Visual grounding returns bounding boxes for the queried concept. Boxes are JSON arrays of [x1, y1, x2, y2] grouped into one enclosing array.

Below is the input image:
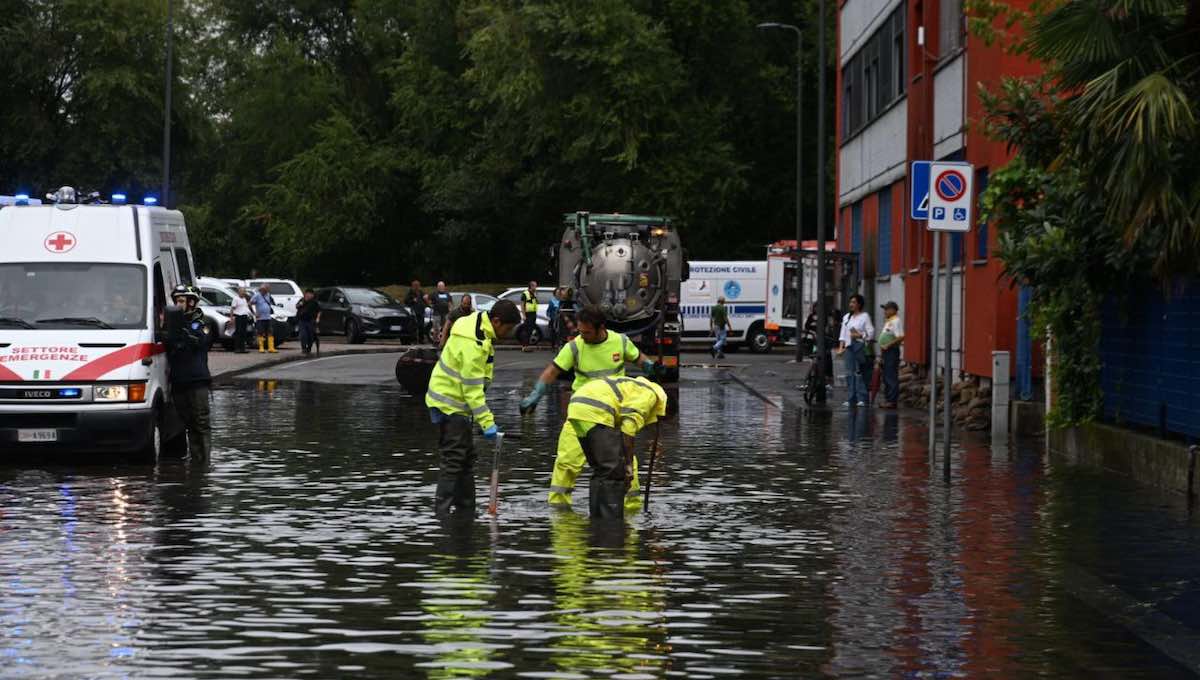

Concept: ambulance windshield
[[0, 263, 147, 330]]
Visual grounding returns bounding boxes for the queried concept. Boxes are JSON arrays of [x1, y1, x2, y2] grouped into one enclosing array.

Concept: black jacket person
[[167, 285, 212, 459]]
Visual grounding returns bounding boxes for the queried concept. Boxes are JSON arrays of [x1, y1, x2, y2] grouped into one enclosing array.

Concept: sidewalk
[[208, 341, 403, 379]]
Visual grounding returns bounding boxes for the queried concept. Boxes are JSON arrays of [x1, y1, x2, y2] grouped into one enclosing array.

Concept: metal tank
[[556, 211, 686, 382]]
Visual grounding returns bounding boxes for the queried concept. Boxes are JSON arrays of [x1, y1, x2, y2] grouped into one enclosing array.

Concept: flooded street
[[2, 354, 1199, 678]]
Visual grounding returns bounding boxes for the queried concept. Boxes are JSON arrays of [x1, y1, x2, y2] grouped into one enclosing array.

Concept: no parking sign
[[927, 161, 974, 232]]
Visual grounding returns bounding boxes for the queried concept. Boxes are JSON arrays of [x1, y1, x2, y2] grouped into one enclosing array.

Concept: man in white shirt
[[877, 301, 905, 408], [836, 294, 874, 407]]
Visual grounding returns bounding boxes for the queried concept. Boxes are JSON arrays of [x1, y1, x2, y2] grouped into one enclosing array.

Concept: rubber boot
[[434, 478, 458, 516], [453, 473, 476, 515], [257, 336, 265, 353], [589, 479, 626, 520], [268, 335, 277, 353]]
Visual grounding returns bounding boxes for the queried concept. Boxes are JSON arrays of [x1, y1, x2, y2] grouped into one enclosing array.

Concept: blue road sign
[[953, 207, 967, 221], [910, 161, 931, 220]]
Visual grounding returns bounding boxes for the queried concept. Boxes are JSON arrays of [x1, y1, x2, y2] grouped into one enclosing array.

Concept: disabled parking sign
[[927, 161, 973, 232]]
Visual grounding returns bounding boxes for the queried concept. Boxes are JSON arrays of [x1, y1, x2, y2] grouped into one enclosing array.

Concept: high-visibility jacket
[[425, 311, 496, 432], [567, 376, 667, 437], [553, 330, 640, 392], [521, 289, 539, 313]]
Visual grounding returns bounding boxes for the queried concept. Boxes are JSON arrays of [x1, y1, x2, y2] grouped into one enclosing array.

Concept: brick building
[[835, 0, 1041, 384]]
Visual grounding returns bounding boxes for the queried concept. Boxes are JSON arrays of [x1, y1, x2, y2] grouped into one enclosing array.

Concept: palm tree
[[1029, 0, 1200, 275]]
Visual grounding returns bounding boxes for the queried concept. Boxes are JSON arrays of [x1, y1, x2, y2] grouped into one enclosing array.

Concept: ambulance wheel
[[132, 409, 164, 463], [747, 324, 771, 354]]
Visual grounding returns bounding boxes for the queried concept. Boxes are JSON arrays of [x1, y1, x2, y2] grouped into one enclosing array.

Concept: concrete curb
[[212, 347, 402, 384]]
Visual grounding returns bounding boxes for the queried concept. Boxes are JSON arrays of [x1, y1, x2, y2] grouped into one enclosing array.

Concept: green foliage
[[975, 2, 1200, 426]]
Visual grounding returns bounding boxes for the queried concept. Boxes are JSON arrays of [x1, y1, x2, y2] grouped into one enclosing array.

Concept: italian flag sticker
[[33, 370, 51, 380]]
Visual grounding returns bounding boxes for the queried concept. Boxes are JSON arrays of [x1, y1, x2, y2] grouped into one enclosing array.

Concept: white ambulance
[[0, 188, 195, 459], [681, 261, 771, 352]]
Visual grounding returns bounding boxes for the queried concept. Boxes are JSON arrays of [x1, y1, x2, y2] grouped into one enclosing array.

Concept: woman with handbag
[[836, 294, 874, 408]]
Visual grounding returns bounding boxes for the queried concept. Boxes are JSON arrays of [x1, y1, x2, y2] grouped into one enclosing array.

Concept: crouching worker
[[425, 299, 521, 515], [567, 376, 667, 519]]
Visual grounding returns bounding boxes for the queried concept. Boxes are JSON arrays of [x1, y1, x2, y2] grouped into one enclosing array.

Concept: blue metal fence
[[1099, 281, 1200, 440]]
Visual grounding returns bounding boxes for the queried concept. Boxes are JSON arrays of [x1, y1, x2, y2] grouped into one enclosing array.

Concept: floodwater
[[2, 365, 1200, 678]]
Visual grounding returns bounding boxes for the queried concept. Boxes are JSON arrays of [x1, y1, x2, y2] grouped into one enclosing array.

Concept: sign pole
[[928, 235, 939, 455], [943, 233, 954, 482]]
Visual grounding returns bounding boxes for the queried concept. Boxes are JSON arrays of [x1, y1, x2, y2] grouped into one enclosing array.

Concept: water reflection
[[0, 372, 1197, 677]]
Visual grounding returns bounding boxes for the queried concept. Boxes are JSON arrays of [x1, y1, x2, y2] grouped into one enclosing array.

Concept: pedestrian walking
[[710, 296, 733, 359], [166, 285, 212, 460], [836, 294, 874, 407], [432, 281, 453, 343], [296, 288, 321, 355], [519, 280, 540, 351], [229, 285, 253, 353], [405, 280, 427, 344], [249, 284, 277, 353], [519, 304, 659, 512], [547, 287, 562, 347], [877, 301, 905, 409], [566, 376, 667, 519], [425, 299, 522, 515]]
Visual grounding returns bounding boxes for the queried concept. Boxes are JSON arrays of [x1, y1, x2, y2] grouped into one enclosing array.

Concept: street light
[[162, 0, 174, 207], [756, 22, 804, 364]]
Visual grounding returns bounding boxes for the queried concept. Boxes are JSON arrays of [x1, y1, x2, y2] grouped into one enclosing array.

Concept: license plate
[[18, 429, 57, 443], [391, 325, 405, 331]]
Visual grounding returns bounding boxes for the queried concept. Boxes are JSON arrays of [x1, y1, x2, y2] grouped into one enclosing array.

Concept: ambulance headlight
[[95, 385, 128, 402]]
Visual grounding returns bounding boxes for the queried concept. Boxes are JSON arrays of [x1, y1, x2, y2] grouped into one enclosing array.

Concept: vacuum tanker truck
[[556, 211, 686, 382]]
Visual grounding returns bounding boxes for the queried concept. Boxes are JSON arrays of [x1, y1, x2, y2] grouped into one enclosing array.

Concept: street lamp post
[[755, 21, 804, 364], [162, 0, 174, 207]]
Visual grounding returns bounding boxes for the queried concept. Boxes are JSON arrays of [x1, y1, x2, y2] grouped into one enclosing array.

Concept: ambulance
[[681, 261, 771, 352], [0, 187, 195, 459]]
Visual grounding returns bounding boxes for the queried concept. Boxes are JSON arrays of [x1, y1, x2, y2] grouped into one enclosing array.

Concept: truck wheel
[[747, 324, 771, 354]]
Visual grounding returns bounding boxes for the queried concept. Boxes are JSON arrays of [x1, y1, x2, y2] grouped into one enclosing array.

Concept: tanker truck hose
[[577, 212, 593, 266]]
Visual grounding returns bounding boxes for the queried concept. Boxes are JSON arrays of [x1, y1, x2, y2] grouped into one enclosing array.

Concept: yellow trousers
[[548, 422, 642, 511]]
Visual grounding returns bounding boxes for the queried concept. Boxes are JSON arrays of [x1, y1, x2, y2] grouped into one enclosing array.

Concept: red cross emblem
[[45, 231, 76, 253]]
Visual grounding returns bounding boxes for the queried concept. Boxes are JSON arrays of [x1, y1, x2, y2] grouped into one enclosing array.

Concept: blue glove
[[641, 358, 658, 377], [520, 382, 547, 413], [483, 425, 500, 440]]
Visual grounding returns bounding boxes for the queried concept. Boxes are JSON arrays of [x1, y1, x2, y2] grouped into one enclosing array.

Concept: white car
[[196, 279, 290, 349], [499, 286, 555, 343], [246, 278, 302, 317]]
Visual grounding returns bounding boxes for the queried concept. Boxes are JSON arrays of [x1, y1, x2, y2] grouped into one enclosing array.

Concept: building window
[[878, 188, 893, 276], [841, 2, 906, 140], [975, 167, 989, 260], [940, 0, 963, 56]]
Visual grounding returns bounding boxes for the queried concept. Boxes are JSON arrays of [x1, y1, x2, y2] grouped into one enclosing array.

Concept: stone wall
[[897, 363, 992, 431]]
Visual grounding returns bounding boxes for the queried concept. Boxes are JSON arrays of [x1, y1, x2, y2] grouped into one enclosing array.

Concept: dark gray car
[[315, 287, 418, 344]]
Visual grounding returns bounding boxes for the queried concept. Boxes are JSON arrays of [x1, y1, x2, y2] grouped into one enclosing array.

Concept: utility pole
[[815, 0, 828, 402], [162, 0, 174, 207]]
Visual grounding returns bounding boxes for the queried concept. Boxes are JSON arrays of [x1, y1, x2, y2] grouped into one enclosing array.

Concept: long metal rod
[[643, 422, 661, 508], [815, 0, 828, 402], [162, 0, 174, 206], [943, 233, 954, 482], [928, 234, 940, 454]]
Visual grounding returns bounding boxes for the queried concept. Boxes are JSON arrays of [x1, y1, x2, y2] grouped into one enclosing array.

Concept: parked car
[[316, 286, 418, 344], [431, 292, 500, 342], [499, 286, 556, 344], [197, 279, 290, 350], [246, 278, 303, 318]]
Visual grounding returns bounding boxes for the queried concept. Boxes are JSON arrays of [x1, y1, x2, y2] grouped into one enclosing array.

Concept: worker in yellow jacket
[[425, 299, 522, 515], [566, 375, 667, 518], [519, 305, 659, 509]]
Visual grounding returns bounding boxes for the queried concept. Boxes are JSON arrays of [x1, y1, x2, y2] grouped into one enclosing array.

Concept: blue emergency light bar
[[143, 196, 158, 206], [111, 193, 127, 205], [58, 388, 82, 398]]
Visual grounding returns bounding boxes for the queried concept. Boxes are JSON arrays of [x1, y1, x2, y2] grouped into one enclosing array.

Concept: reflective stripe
[[550, 485, 573, 495], [427, 389, 469, 412], [621, 334, 628, 358], [570, 395, 619, 420], [471, 403, 490, 416], [577, 365, 623, 378], [438, 358, 486, 386], [601, 378, 624, 401], [569, 340, 580, 366]]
